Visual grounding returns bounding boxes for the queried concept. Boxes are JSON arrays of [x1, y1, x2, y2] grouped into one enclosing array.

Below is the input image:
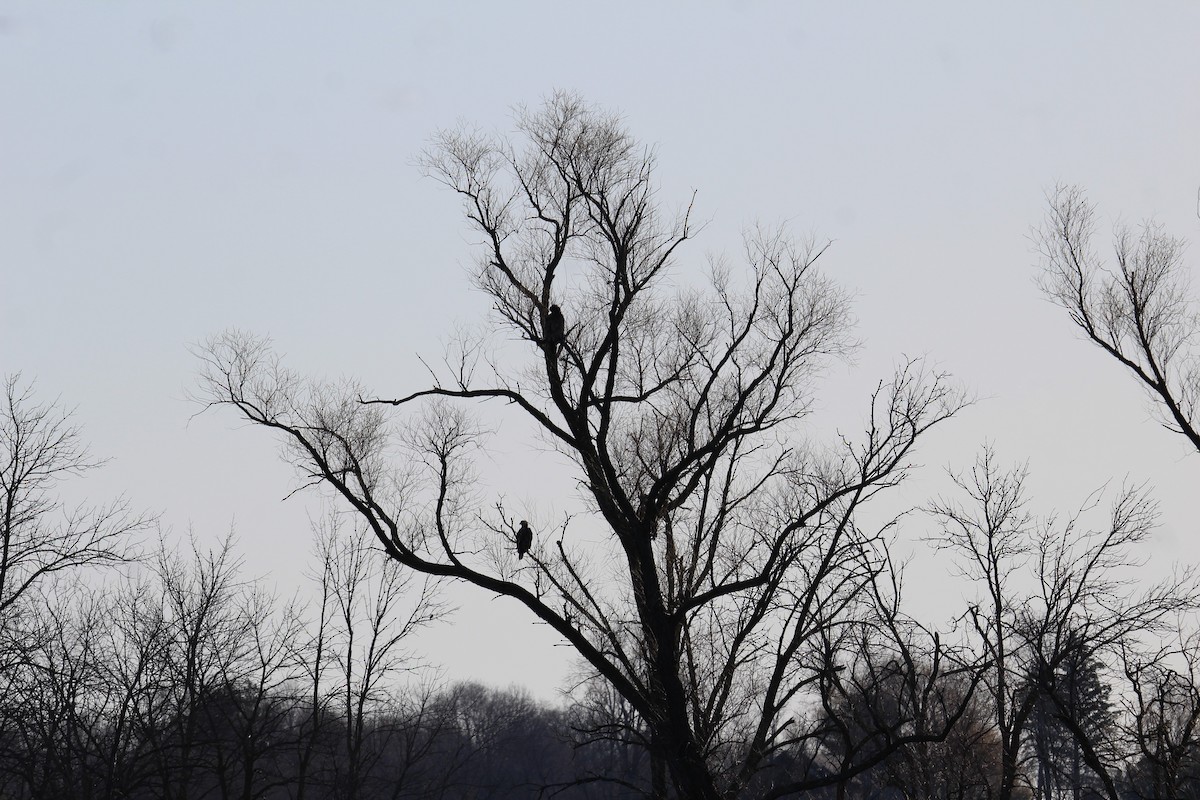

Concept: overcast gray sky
[[3, 2, 1200, 696]]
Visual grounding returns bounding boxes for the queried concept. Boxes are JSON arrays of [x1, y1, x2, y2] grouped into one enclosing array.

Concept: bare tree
[[293, 521, 339, 800], [202, 586, 307, 800], [1037, 185, 1200, 453], [929, 448, 1197, 800], [97, 568, 176, 799], [565, 673, 657, 797], [0, 374, 145, 617], [806, 558, 990, 800], [316, 516, 445, 800], [0, 581, 111, 799], [815, 648, 1001, 800], [1120, 629, 1200, 800], [141, 533, 254, 800], [197, 93, 969, 799], [0, 375, 148, 799]]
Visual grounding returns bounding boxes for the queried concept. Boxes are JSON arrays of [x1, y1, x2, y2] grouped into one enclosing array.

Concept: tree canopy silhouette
[[197, 92, 974, 799]]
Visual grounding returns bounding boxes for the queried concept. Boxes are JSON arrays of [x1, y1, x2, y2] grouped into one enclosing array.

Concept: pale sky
[[3, 2, 1200, 697]]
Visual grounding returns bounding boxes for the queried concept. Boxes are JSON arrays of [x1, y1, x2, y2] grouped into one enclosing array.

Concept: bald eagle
[[545, 305, 565, 347], [516, 520, 533, 559]]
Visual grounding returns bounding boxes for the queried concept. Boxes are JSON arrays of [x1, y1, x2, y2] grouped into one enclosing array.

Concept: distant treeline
[[0, 531, 647, 800], [1, 530, 1197, 800]]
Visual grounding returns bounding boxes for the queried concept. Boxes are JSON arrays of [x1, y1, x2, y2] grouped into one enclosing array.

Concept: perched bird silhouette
[[545, 305, 566, 347], [516, 520, 533, 559]]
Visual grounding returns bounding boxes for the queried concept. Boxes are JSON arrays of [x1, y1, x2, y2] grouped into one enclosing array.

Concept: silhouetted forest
[[6, 94, 1200, 799], [4, 376, 1200, 800]]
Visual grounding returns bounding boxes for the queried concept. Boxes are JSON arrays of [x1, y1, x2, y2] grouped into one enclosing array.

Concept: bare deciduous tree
[[563, 671, 660, 797], [316, 516, 445, 800], [0, 374, 145, 616], [1037, 185, 1200, 453], [816, 649, 1001, 800], [929, 448, 1197, 800], [1121, 629, 1200, 800], [197, 93, 971, 799]]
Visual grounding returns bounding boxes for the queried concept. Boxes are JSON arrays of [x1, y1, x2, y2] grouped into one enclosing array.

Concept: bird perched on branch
[[544, 305, 565, 348], [516, 520, 533, 559]]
